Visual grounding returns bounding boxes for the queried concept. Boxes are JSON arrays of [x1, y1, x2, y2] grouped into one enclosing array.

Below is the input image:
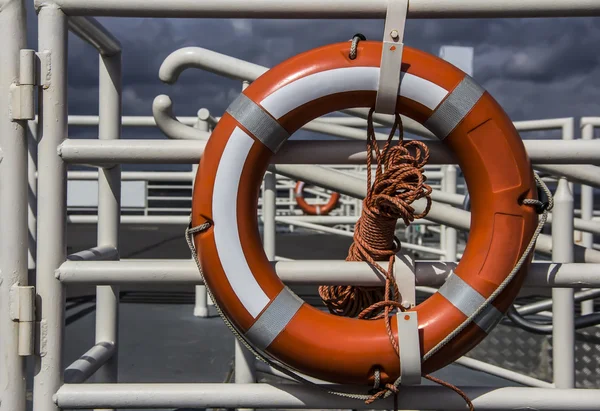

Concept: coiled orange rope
[[318, 108, 431, 322], [318, 108, 474, 411]]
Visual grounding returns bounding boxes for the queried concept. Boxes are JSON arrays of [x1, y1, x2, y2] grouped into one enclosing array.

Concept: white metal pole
[[53, 383, 600, 410], [580, 123, 595, 315], [49, 0, 600, 19], [444, 165, 458, 261], [57, 138, 600, 166], [562, 118, 575, 193], [94, 51, 122, 399], [34, 5, 68, 411], [55, 259, 600, 288], [192, 117, 209, 317], [439, 166, 447, 253], [552, 178, 575, 388], [28, 120, 38, 273], [263, 171, 277, 259], [0, 1, 29, 410]]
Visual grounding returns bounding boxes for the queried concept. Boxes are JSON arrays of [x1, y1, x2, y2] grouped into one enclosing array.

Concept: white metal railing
[[0, 1, 598, 411]]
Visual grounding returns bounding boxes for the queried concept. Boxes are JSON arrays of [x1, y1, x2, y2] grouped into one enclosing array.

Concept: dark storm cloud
[[22, 1, 600, 132]]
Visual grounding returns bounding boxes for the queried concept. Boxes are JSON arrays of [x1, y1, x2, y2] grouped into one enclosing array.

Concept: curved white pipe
[[152, 95, 209, 140], [158, 46, 267, 84]]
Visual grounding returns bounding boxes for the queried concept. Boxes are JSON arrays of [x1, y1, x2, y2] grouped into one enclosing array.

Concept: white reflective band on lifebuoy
[[226, 93, 290, 153], [212, 126, 270, 318], [396, 311, 421, 385], [260, 67, 448, 119], [437, 272, 503, 333], [245, 287, 304, 350], [424, 75, 485, 140], [315, 206, 321, 215]]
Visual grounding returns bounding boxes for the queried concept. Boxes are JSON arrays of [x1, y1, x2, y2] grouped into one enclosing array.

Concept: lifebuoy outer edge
[[294, 180, 341, 215], [191, 41, 538, 386]]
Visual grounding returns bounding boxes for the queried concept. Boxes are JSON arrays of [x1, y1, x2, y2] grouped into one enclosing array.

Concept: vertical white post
[[562, 119, 575, 190], [34, 6, 67, 411], [28, 120, 38, 275], [552, 177, 575, 388], [235, 81, 257, 404], [263, 171, 277, 260], [580, 123, 595, 315], [0, 1, 29, 410], [193, 113, 209, 317], [288, 180, 295, 231], [94, 51, 122, 402], [439, 166, 447, 256], [444, 165, 458, 261]]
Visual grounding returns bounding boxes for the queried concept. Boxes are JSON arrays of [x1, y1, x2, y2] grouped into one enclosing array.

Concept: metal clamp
[[394, 253, 416, 309], [375, 0, 409, 114], [396, 311, 421, 385]]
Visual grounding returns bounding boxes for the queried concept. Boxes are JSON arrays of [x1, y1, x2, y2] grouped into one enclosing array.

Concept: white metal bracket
[[394, 253, 416, 309], [396, 311, 421, 385], [9, 49, 37, 121], [375, 0, 409, 115], [9, 285, 36, 356]]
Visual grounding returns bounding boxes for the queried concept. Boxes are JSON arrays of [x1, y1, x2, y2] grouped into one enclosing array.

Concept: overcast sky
[[24, 4, 600, 142]]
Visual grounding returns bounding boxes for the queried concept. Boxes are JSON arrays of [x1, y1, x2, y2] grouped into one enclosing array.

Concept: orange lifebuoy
[[294, 180, 340, 215], [191, 41, 538, 385]]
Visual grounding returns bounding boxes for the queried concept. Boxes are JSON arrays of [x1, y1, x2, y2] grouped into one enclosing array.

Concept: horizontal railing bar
[[47, 0, 600, 20], [513, 118, 573, 131], [55, 260, 600, 288], [65, 114, 197, 127], [254, 362, 333, 385], [517, 288, 600, 316], [146, 196, 191, 201], [67, 215, 190, 225], [58, 139, 600, 165], [275, 216, 446, 256], [454, 356, 554, 388], [54, 383, 600, 410], [66, 246, 118, 261], [271, 215, 436, 226], [535, 164, 600, 188], [59, 139, 205, 164], [580, 117, 600, 127], [67, 170, 194, 181], [64, 342, 115, 384], [67, 17, 121, 56]]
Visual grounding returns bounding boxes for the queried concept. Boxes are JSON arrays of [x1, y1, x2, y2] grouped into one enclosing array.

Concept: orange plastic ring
[[191, 41, 538, 385], [294, 180, 340, 215]]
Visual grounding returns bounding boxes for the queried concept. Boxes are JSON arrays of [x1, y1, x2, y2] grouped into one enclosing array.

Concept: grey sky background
[[23, 3, 600, 144]]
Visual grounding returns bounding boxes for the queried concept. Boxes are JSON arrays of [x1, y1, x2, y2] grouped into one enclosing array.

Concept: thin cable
[[507, 306, 600, 335]]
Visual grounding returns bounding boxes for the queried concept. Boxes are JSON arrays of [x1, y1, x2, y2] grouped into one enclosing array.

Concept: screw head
[[390, 29, 400, 40], [401, 301, 412, 310]]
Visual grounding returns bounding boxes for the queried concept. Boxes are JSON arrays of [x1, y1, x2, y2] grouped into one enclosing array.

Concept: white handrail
[[47, 0, 600, 19]]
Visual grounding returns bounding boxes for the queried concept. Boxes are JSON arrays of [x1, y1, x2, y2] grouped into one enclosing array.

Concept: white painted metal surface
[[34, 6, 68, 411], [0, 1, 29, 410], [552, 178, 576, 388], [0, 1, 595, 410], [53, 383, 600, 410], [42, 0, 600, 18]]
